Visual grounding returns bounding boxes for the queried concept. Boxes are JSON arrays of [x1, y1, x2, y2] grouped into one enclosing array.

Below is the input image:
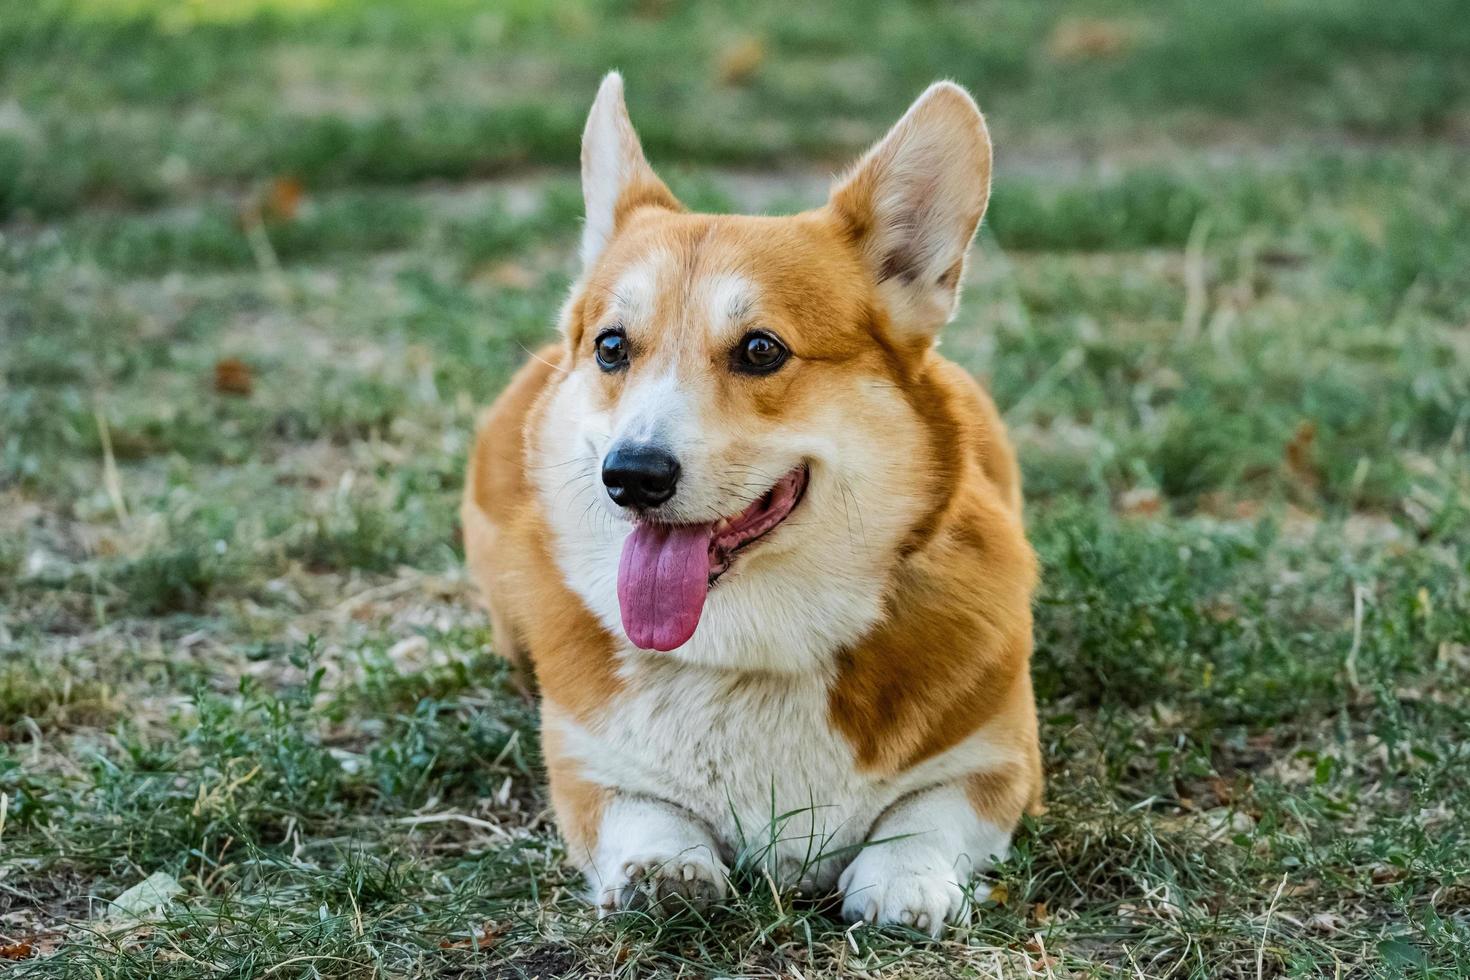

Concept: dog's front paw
[[838, 844, 966, 937], [597, 850, 729, 917]]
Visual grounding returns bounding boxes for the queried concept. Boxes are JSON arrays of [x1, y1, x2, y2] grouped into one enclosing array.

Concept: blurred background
[[2, 1, 1468, 976]]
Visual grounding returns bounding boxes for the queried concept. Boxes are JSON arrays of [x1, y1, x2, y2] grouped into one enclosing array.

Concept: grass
[[3, 0, 1469, 221], [2, 1, 1469, 977]]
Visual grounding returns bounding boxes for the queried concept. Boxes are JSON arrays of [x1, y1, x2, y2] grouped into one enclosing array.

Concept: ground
[[1, 1, 1468, 977]]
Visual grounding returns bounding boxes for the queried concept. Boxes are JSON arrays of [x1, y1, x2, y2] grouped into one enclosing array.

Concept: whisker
[[841, 479, 869, 548], [517, 342, 569, 375], [528, 455, 599, 472]]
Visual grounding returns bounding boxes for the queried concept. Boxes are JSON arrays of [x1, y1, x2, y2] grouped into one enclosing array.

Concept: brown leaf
[[264, 176, 305, 223], [0, 943, 34, 960], [214, 357, 254, 397], [1199, 492, 1265, 520], [439, 923, 507, 951], [1306, 911, 1344, 933], [634, 0, 675, 17], [1370, 863, 1403, 885], [717, 36, 765, 86], [1024, 936, 1060, 971], [479, 261, 538, 290], [1047, 17, 1133, 62], [1119, 486, 1162, 517], [1284, 420, 1319, 489]]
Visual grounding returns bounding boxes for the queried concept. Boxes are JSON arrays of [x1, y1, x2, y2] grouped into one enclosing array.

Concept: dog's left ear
[[579, 72, 681, 269], [827, 82, 992, 344]]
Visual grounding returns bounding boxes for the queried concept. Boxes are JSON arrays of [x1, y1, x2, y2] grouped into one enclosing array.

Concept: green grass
[[3, 0, 1469, 220], [3, 1, 1469, 977]]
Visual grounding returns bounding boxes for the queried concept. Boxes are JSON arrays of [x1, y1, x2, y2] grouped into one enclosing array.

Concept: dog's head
[[536, 73, 992, 664]]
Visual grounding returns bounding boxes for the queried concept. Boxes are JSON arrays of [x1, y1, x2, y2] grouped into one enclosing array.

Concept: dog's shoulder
[[464, 343, 566, 526], [828, 352, 1037, 777]]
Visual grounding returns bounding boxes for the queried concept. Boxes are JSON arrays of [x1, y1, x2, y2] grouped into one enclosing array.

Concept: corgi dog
[[462, 73, 1041, 935]]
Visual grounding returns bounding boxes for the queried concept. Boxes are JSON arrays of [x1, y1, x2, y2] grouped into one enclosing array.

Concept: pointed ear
[[579, 72, 680, 269], [827, 82, 992, 342]]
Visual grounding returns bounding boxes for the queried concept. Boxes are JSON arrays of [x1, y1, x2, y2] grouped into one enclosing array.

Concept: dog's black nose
[[602, 444, 681, 509]]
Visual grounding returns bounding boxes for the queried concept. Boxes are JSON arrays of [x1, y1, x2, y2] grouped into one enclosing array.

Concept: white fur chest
[[549, 657, 899, 888]]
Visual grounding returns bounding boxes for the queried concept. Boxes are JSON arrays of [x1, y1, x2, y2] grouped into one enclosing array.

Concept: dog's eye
[[594, 328, 629, 371], [733, 331, 788, 374]]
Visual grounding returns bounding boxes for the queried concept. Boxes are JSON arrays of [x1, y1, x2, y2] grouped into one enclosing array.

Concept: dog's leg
[[485, 596, 536, 698], [839, 773, 1025, 936], [587, 796, 729, 916], [542, 715, 729, 916]]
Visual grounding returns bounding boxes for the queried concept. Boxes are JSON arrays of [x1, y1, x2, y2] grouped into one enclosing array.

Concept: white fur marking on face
[[612, 369, 692, 451], [597, 258, 686, 449], [607, 255, 662, 328], [698, 273, 757, 340]]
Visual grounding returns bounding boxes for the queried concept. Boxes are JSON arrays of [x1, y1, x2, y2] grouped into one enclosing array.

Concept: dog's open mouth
[[616, 465, 808, 652], [709, 464, 809, 581]]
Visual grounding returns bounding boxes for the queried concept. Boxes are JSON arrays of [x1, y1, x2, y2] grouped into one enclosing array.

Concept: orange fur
[[541, 717, 610, 858], [461, 346, 624, 721], [461, 75, 1042, 925]]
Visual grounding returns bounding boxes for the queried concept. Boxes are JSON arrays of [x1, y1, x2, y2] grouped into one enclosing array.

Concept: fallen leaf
[[717, 36, 765, 86], [1259, 248, 1308, 269], [1200, 807, 1256, 841], [1024, 935, 1060, 971], [214, 357, 254, 397], [1119, 486, 1162, 516], [0, 943, 33, 960], [1306, 911, 1344, 933], [479, 261, 538, 290], [263, 176, 305, 223], [634, 0, 675, 17], [1283, 420, 1319, 490], [1047, 17, 1133, 62], [107, 871, 183, 920], [439, 923, 507, 951], [1197, 492, 1235, 518], [12, 933, 61, 958], [1370, 863, 1403, 885]]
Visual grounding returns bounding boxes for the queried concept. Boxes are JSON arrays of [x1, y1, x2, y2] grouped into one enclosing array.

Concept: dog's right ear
[[579, 72, 680, 269]]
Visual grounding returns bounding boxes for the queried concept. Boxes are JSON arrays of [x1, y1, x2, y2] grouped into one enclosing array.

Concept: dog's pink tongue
[[617, 522, 714, 652]]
